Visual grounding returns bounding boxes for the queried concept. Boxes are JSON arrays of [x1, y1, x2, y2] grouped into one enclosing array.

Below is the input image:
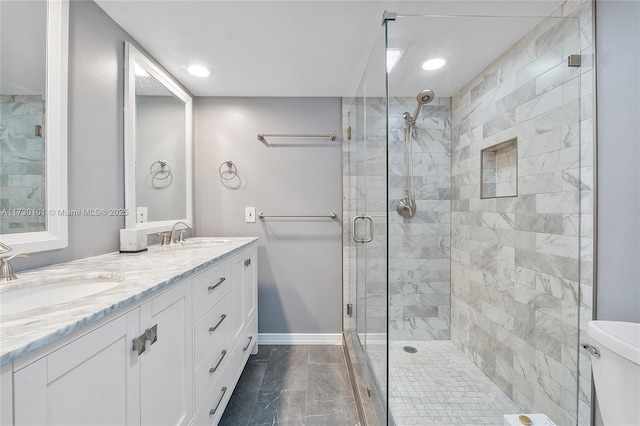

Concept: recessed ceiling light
[[186, 64, 212, 77], [386, 49, 403, 73], [422, 58, 446, 71], [134, 64, 149, 77]]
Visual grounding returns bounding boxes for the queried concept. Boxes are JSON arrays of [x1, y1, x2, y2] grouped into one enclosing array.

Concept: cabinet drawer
[[241, 313, 258, 357], [194, 336, 232, 410], [191, 364, 232, 426], [192, 260, 231, 322], [194, 292, 232, 366], [232, 313, 258, 379]]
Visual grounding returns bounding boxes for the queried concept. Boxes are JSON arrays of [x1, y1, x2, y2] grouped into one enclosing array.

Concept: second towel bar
[[257, 133, 337, 142], [258, 212, 337, 219]]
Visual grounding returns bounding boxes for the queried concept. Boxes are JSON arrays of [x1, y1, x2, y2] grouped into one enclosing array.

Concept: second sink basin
[[180, 238, 233, 246], [1, 276, 123, 316]]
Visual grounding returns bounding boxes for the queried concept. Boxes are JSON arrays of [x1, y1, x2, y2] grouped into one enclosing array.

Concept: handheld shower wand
[[396, 89, 435, 218]]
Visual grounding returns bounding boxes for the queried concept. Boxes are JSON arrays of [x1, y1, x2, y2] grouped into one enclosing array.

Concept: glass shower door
[[347, 25, 389, 425], [383, 12, 583, 426]]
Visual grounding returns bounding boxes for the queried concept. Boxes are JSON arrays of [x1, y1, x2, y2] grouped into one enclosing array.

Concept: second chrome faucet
[[157, 221, 192, 245]]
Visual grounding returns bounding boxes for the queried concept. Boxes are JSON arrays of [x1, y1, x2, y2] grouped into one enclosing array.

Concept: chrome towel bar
[[257, 133, 337, 142], [258, 212, 337, 219]]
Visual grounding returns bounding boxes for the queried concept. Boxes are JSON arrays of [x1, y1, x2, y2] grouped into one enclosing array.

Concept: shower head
[[404, 89, 435, 125], [417, 89, 435, 105]]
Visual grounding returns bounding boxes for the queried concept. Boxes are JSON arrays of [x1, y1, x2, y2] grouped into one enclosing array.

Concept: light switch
[[245, 207, 256, 223], [137, 207, 148, 223]]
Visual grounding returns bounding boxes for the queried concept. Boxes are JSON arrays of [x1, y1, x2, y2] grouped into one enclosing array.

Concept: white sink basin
[[0, 277, 123, 316]]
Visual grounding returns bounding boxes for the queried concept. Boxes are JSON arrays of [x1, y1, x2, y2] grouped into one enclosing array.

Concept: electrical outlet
[[137, 207, 148, 223], [245, 207, 256, 223]]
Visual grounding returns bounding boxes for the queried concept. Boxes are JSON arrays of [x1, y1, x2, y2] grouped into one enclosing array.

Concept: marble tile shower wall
[[0, 95, 46, 234], [342, 97, 452, 340], [450, 1, 593, 425]]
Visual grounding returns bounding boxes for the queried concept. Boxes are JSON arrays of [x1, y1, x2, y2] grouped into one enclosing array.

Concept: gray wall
[[595, 0, 640, 323], [194, 97, 342, 334], [17, 1, 188, 271]]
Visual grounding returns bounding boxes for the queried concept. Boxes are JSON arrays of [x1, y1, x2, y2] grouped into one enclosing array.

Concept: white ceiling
[[95, 0, 564, 98]]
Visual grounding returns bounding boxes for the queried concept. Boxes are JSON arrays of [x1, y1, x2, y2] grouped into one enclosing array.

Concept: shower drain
[[403, 346, 418, 354]]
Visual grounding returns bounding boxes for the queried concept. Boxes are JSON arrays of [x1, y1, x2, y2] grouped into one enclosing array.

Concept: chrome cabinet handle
[[243, 336, 253, 352], [363, 215, 374, 243], [209, 387, 228, 416], [209, 314, 227, 333], [208, 277, 226, 291], [145, 324, 158, 345], [132, 334, 146, 356], [209, 350, 227, 374]]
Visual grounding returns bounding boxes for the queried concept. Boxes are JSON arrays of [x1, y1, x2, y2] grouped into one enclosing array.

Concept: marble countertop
[[0, 237, 258, 367]]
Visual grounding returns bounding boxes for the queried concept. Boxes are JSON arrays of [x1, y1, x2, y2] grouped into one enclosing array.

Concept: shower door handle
[[363, 215, 374, 243], [352, 215, 374, 243], [352, 215, 366, 243]]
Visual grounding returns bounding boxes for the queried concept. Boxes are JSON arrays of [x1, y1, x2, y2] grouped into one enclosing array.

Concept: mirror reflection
[[0, 0, 47, 235], [134, 67, 187, 222]]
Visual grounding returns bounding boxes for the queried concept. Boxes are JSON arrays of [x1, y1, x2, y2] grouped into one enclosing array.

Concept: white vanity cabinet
[[192, 246, 258, 425], [234, 247, 258, 357], [139, 282, 193, 426], [13, 281, 192, 426], [13, 309, 142, 426], [5, 241, 258, 426], [0, 364, 12, 426]]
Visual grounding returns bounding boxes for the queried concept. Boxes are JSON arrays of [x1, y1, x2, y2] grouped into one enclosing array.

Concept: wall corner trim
[[258, 333, 343, 345]]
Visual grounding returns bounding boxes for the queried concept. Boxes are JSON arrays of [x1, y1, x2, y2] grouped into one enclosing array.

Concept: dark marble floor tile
[[249, 345, 275, 363], [260, 346, 309, 391], [305, 363, 359, 425], [220, 361, 267, 424], [248, 389, 306, 425], [223, 345, 360, 425], [306, 363, 353, 402], [308, 345, 346, 364], [304, 399, 360, 426], [235, 362, 268, 396], [219, 389, 256, 426]]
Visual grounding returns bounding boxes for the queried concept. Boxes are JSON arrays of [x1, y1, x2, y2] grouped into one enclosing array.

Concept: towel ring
[[218, 161, 238, 180], [150, 160, 171, 180]]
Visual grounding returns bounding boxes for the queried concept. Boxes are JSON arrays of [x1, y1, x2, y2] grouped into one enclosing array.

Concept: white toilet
[[586, 321, 640, 425]]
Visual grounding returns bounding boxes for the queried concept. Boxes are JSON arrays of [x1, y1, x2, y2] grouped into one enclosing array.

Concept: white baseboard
[[258, 333, 342, 345]]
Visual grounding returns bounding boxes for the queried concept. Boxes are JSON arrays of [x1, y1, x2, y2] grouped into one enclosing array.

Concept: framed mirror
[[124, 43, 193, 234], [0, 0, 69, 253]]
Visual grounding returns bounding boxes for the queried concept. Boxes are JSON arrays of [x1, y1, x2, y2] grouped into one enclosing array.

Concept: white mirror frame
[[124, 43, 193, 234], [0, 0, 69, 253]]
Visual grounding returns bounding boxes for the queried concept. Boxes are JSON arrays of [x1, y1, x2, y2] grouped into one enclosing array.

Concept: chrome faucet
[[170, 221, 192, 244], [0, 242, 29, 284]]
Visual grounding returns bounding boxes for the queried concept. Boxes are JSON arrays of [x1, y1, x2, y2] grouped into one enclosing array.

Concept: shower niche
[[480, 138, 518, 199]]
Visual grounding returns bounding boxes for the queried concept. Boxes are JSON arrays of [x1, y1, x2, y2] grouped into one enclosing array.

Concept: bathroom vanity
[[0, 237, 258, 426]]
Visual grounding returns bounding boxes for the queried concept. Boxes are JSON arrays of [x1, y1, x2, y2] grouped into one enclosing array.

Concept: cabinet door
[[243, 248, 258, 325], [13, 310, 140, 426], [140, 282, 192, 426], [1, 362, 13, 425], [230, 254, 245, 342]]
